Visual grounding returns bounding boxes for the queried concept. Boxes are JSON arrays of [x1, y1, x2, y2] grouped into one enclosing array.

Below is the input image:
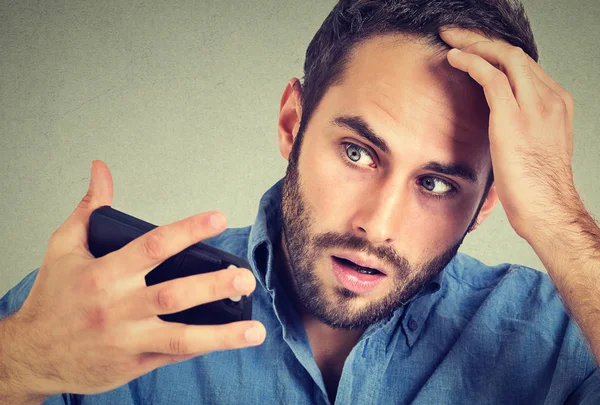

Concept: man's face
[[279, 34, 493, 329]]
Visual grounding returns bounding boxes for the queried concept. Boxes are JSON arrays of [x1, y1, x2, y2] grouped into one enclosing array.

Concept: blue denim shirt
[[2, 178, 600, 404]]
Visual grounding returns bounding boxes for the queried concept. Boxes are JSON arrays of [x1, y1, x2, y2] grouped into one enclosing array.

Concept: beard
[[279, 130, 481, 330]]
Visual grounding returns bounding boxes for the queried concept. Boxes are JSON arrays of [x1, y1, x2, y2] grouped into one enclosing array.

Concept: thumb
[[54, 160, 114, 252], [78, 160, 114, 212]]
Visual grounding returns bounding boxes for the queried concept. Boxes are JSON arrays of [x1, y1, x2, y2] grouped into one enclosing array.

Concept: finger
[[440, 26, 494, 49], [466, 41, 565, 104], [459, 42, 570, 125], [524, 53, 575, 128], [50, 160, 114, 256], [108, 210, 228, 275], [123, 267, 256, 319], [446, 48, 520, 117], [457, 41, 544, 112], [138, 320, 266, 355]]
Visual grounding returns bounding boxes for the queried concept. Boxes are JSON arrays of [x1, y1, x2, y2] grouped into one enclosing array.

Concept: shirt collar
[[247, 178, 285, 295], [247, 178, 445, 299]]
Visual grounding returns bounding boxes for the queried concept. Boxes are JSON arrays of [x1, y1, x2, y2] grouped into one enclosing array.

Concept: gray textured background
[[1, 0, 598, 296]]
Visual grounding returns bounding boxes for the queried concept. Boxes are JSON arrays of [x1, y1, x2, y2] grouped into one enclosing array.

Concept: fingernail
[[233, 274, 250, 293], [209, 213, 226, 230], [449, 48, 462, 55], [245, 327, 261, 344]]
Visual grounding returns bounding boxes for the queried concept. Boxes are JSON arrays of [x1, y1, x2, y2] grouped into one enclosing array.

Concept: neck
[[274, 230, 366, 402]]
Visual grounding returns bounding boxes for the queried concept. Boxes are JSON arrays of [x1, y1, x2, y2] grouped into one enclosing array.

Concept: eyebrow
[[331, 114, 479, 184], [332, 115, 391, 154], [421, 161, 478, 183]]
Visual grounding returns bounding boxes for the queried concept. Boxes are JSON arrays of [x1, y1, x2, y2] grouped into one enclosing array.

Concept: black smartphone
[[87, 206, 252, 325]]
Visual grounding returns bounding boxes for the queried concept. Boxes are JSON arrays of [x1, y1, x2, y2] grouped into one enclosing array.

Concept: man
[[1, 0, 599, 404]]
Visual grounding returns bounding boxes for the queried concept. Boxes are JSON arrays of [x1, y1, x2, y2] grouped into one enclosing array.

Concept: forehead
[[319, 34, 491, 168]]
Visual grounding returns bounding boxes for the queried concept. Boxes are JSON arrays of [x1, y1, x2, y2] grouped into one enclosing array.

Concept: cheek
[[406, 212, 462, 243], [409, 193, 479, 248], [301, 142, 358, 198], [298, 151, 356, 223], [309, 170, 361, 223], [398, 190, 477, 254]]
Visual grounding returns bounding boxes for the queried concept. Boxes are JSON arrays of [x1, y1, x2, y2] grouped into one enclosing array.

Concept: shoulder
[[446, 251, 562, 308], [447, 253, 600, 397], [445, 252, 586, 348], [446, 252, 557, 303]]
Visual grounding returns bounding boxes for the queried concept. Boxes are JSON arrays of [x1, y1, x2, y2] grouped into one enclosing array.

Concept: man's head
[[276, 0, 538, 329]]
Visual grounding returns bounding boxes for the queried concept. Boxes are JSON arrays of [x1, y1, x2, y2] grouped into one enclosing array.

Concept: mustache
[[312, 231, 410, 274]]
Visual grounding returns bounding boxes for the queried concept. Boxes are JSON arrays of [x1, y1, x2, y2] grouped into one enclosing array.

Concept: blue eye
[[341, 143, 375, 167], [419, 176, 457, 199]]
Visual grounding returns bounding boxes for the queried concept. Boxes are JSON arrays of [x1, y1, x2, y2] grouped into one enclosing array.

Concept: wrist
[[0, 315, 49, 405], [517, 180, 581, 243], [524, 200, 600, 275]]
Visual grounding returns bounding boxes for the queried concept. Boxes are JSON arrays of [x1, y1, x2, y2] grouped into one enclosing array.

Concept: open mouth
[[333, 256, 383, 276]]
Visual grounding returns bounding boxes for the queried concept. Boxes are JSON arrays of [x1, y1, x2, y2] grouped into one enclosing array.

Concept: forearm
[[0, 316, 48, 405], [525, 199, 600, 363]]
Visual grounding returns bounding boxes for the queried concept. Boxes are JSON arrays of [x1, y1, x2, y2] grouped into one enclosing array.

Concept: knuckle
[[205, 277, 220, 301], [48, 229, 62, 244], [78, 193, 94, 209], [142, 231, 165, 261], [168, 335, 189, 355], [185, 214, 205, 239], [562, 91, 575, 109], [490, 70, 509, 86], [507, 46, 527, 64], [83, 304, 111, 330], [155, 286, 178, 313], [82, 270, 106, 294], [534, 100, 546, 115], [547, 96, 567, 113]]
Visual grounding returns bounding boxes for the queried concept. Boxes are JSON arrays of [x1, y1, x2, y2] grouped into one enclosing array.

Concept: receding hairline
[[328, 31, 473, 90]]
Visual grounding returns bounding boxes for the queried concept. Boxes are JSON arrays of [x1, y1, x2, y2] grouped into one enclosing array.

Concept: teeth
[[227, 264, 242, 302], [355, 266, 378, 275], [356, 267, 378, 275], [338, 257, 381, 275]]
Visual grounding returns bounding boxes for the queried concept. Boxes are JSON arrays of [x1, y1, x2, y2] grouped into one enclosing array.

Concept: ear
[[278, 78, 303, 161], [469, 182, 498, 232]]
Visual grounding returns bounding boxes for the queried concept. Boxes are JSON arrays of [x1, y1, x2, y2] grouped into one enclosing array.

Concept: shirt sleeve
[[565, 368, 600, 404], [0, 268, 40, 320]]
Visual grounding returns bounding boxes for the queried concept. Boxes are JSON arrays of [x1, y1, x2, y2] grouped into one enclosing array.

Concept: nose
[[351, 179, 408, 245]]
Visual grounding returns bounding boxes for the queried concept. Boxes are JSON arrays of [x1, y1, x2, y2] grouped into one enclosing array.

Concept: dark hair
[[292, 0, 538, 205]]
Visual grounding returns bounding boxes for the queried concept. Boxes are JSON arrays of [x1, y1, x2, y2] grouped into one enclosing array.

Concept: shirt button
[[408, 318, 418, 331]]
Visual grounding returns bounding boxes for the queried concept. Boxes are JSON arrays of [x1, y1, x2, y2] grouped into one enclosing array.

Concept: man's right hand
[[0, 160, 265, 402]]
